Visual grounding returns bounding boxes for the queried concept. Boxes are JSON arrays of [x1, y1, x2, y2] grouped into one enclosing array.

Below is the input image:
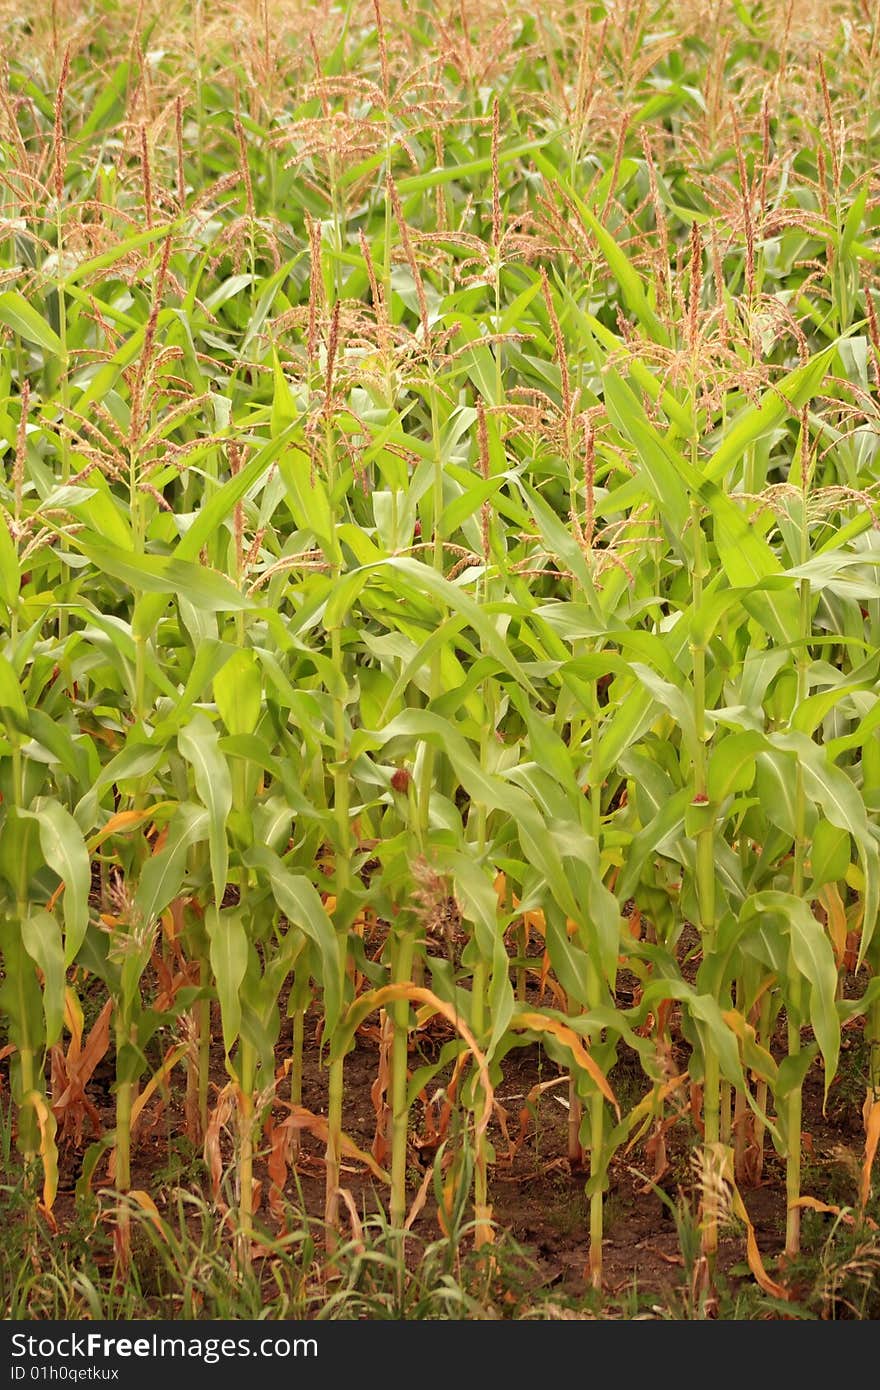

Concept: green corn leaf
[[21, 910, 65, 1046], [638, 978, 743, 1086], [603, 370, 800, 644], [595, 617, 693, 781], [214, 648, 262, 737], [0, 291, 64, 355], [755, 752, 799, 837], [73, 308, 176, 411], [543, 899, 595, 1011], [0, 920, 44, 1058], [218, 734, 282, 780], [519, 480, 604, 616], [603, 372, 691, 539], [703, 480, 799, 647], [278, 448, 337, 556], [441, 474, 505, 536], [628, 662, 698, 756], [841, 183, 869, 258], [244, 845, 343, 1030], [616, 787, 690, 901], [774, 1047, 818, 1104], [26, 710, 83, 780], [706, 346, 837, 484], [0, 808, 42, 903], [208, 908, 248, 1054], [330, 557, 539, 700], [30, 799, 91, 965], [520, 704, 581, 798], [67, 481, 133, 551], [0, 653, 28, 734], [178, 714, 232, 907], [396, 138, 551, 196], [373, 708, 578, 919], [743, 891, 839, 1100], [133, 423, 299, 637], [252, 798, 295, 855], [810, 820, 850, 890], [563, 294, 694, 433], [66, 535, 250, 617], [708, 731, 766, 803], [531, 154, 669, 344], [68, 606, 178, 702], [64, 223, 180, 287], [77, 58, 131, 138], [770, 731, 879, 956], [0, 514, 19, 608], [271, 347, 298, 436], [567, 832, 623, 989], [76, 740, 167, 828], [134, 804, 209, 924], [451, 854, 515, 1056]]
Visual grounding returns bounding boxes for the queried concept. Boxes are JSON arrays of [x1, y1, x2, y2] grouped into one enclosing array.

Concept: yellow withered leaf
[[283, 1105, 390, 1184], [128, 1190, 167, 1238], [86, 807, 165, 852], [791, 1194, 878, 1231], [510, 1011, 620, 1118], [727, 1161, 790, 1301], [623, 1073, 690, 1155], [721, 1009, 778, 1083], [63, 987, 84, 1058], [129, 1043, 187, 1135], [21, 1090, 59, 1213], [861, 1095, 880, 1212], [345, 983, 494, 1136]]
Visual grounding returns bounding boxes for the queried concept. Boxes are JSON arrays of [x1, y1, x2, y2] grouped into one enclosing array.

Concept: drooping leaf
[[742, 891, 840, 1100], [134, 804, 209, 924], [30, 799, 90, 964], [0, 290, 64, 355], [178, 714, 232, 907], [21, 910, 65, 1045], [245, 846, 344, 1030], [213, 648, 262, 737], [208, 908, 248, 1054]]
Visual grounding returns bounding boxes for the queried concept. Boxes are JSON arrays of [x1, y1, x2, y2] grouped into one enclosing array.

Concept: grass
[[4, 1171, 878, 1320], [1, 0, 880, 1317]]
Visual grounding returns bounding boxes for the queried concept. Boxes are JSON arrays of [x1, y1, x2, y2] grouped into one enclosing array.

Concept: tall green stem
[[197, 959, 211, 1137], [325, 601, 351, 1238], [752, 989, 773, 1184], [14, 912, 37, 1166], [289, 1006, 304, 1153], [785, 574, 811, 1258], [390, 928, 416, 1231], [470, 957, 491, 1249], [114, 1013, 135, 1265], [55, 176, 70, 646], [586, 684, 606, 1288], [189, 838, 211, 1140], [416, 381, 445, 844], [13, 741, 37, 1165], [232, 719, 257, 1258], [471, 492, 496, 1250], [237, 1036, 255, 1261], [325, 1031, 345, 1237], [690, 496, 719, 1261]]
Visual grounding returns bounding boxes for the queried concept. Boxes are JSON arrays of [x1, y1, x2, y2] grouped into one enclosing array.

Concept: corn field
[[2, 0, 880, 1318]]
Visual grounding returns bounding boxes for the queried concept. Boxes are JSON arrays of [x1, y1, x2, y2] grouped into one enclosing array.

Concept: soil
[[39, 927, 877, 1318]]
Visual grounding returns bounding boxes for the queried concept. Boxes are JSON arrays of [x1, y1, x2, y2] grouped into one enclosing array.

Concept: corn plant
[[1, 0, 880, 1316]]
